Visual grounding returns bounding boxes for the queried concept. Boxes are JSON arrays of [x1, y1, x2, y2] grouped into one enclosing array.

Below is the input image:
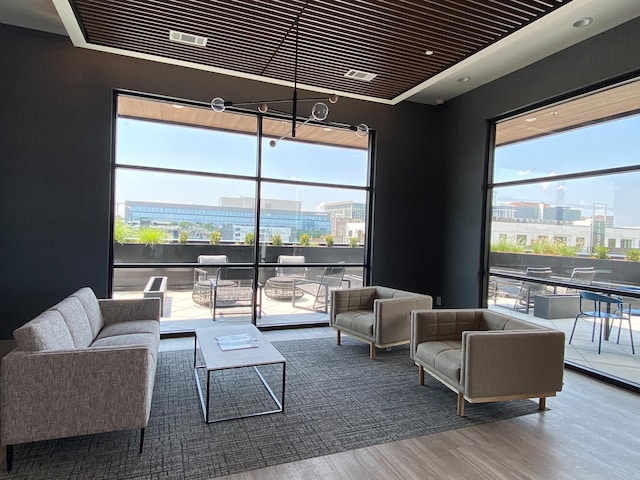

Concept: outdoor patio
[[113, 286, 331, 332]]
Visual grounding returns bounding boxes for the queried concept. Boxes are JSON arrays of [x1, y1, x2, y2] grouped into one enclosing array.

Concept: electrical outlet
[[436, 296, 442, 306]]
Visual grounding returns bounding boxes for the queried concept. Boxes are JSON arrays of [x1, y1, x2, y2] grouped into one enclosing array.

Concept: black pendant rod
[[292, 15, 299, 139]]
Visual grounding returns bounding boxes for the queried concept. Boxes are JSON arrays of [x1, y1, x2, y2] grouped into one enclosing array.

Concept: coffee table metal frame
[[193, 325, 286, 423]]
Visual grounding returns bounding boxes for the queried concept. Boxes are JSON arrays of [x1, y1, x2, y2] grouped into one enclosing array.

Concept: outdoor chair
[[264, 255, 306, 300], [514, 267, 553, 314], [211, 266, 261, 320], [569, 291, 634, 354], [565, 267, 596, 293], [292, 265, 346, 312], [192, 255, 228, 306], [275, 255, 306, 278]]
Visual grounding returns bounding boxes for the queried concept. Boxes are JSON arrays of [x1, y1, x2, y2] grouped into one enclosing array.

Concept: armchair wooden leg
[[336, 329, 341, 345], [539, 397, 547, 411], [457, 393, 465, 416], [418, 365, 424, 385], [370, 343, 376, 359]]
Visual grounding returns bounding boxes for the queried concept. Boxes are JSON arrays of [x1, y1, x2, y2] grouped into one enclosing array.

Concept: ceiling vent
[[169, 30, 208, 47], [344, 69, 377, 82]]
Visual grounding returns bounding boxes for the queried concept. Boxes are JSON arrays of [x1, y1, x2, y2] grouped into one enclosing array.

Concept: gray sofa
[[330, 286, 433, 359], [410, 308, 565, 416], [0, 287, 161, 471]]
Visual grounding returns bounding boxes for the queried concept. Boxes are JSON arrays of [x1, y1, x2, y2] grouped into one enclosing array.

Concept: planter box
[[533, 294, 579, 319]]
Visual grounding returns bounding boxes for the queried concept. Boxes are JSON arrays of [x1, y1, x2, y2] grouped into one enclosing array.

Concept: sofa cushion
[[334, 310, 374, 338], [70, 287, 104, 338], [95, 320, 160, 341], [415, 340, 462, 385], [52, 296, 94, 348], [90, 333, 159, 364], [13, 310, 75, 352]]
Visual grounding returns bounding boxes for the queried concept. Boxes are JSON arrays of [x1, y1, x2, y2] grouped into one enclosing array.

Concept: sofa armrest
[[99, 297, 161, 324], [1, 345, 155, 445], [330, 287, 377, 325], [461, 329, 565, 400], [374, 295, 433, 345]]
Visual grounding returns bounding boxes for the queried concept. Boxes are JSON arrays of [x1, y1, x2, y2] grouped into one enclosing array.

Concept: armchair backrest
[[276, 255, 305, 277]]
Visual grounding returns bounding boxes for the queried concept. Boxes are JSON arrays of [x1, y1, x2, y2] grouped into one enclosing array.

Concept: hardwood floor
[[216, 340, 640, 479]]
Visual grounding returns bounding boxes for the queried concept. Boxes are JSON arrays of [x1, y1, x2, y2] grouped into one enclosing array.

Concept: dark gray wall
[[438, 17, 640, 307], [0, 25, 441, 339]]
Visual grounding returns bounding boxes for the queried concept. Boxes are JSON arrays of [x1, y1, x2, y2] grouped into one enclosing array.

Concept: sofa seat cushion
[[334, 310, 374, 339], [95, 320, 160, 341], [52, 297, 94, 348], [13, 310, 75, 352], [415, 340, 462, 385], [91, 333, 159, 364]]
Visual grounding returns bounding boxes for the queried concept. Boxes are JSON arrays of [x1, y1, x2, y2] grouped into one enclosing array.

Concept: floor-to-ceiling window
[[486, 77, 640, 388], [112, 94, 371, 330]]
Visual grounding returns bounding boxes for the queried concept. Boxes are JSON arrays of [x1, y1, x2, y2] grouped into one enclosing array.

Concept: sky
[[493, 114, 640, 227], [115, 118, 368, 212]]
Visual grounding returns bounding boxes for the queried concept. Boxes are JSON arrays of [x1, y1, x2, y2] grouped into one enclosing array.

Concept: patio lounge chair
[[292, 265, 346, 312], [514, 267, 553, 314], [192, 255, 228, 306], [211, 266, 260, 320]]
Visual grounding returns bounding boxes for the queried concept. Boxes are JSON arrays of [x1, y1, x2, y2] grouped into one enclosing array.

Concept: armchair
[[330, 286, 433, 359]]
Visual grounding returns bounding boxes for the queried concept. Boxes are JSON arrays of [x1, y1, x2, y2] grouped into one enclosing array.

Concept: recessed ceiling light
[[323, 127, 332, 132], [172, 104, 184, 109], [525, 117, 537, 122], [550, 111, 558, 116], [424, 50, 434, 56], [457, 76, 471, 83], [573, 17, 593, 28]]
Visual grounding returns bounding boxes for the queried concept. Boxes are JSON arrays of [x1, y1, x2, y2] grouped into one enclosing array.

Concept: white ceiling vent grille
[[344, 69, 377, 81], [169, 30, 208, 47]]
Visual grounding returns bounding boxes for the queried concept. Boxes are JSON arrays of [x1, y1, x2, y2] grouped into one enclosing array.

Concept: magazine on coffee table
[[216, 333, 259, 351]]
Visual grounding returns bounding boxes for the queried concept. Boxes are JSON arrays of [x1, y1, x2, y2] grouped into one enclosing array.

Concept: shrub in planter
[[138, 228, 167, 246], [271, 233, 283, 246], [299, 233, 310, 246], [626, 248, 640, 261], [178, 230, 188, 244], [349, 237, 359, 248], [209, 231, 221, 245], [324, 234, 334, 247], [245, 232, 255, 245]]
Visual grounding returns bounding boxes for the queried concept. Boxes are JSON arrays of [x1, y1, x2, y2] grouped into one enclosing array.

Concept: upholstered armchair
[[330, 286, 433, 359]]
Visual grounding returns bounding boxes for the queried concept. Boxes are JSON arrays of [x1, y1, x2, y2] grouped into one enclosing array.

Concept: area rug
[[3, 337, 541, 479]]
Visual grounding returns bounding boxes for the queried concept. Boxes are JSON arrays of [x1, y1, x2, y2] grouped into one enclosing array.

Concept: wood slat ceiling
[[496, 79, 640, 146], [117, 96, 369, 149], [70, 0, 570, 101]]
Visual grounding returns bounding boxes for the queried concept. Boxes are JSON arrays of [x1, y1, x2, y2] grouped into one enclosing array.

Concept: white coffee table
[[193, 324, 286, 423]]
